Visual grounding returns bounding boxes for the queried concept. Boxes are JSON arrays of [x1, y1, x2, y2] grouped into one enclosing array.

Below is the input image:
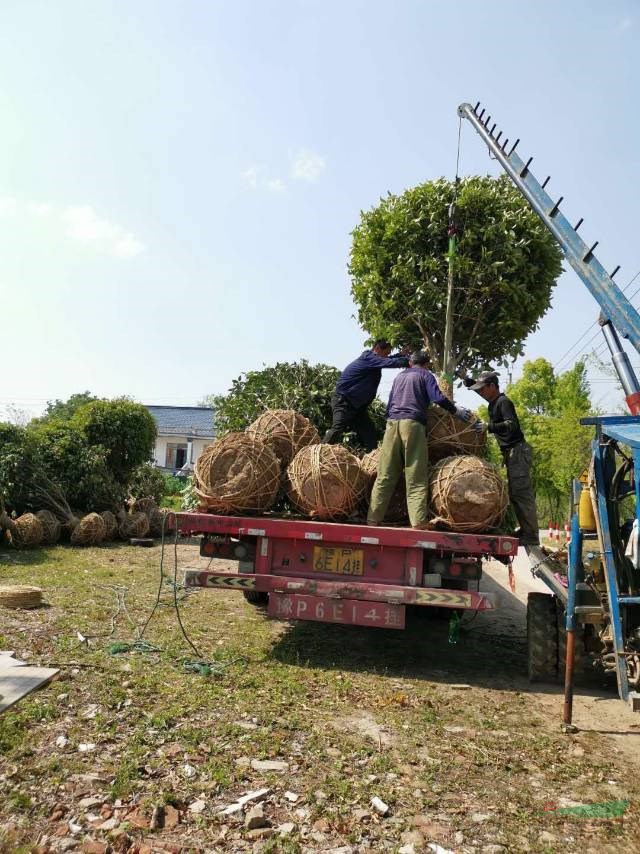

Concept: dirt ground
[[1, 540, 639, 854]]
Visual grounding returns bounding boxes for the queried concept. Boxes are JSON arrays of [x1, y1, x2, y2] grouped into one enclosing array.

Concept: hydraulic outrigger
[[459, 101, 640, 717]]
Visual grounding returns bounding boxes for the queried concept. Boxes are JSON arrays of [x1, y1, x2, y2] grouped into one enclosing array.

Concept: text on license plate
[[313, 547, 364, 575], [268, 593, 405, 629]]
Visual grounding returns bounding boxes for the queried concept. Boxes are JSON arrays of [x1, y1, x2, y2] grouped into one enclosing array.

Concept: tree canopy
[[349, 176, 563, 381], [209, 360, 386, 442], [478, 358, 594, 520]]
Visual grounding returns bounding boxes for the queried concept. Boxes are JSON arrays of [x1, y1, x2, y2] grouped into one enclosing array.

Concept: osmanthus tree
[[349, 175, 563, 396]]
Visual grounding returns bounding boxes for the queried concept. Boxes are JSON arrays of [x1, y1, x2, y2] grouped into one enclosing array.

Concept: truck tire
[[527, 592, 558, 683], [243, 590, 269, 607]]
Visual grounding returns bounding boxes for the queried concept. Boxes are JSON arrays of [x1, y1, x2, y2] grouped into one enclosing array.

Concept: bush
[[73, 398, 157, 483], [0, 424, 39, 514], [163, 474, 185, 495], [28, 420, 123, 511], [127, 463, 166, 504]]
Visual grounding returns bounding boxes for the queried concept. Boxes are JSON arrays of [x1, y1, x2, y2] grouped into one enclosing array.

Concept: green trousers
[[367, 419, 429, 527]]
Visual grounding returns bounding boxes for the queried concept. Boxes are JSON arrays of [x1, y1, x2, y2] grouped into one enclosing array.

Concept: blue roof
[[146, 405, 215, 438]]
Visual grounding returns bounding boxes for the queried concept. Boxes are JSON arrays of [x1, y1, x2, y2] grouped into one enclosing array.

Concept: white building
[[146, 405, 215, 473]]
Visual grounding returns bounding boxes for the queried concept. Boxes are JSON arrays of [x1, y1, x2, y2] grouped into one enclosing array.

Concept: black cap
[[470, 370, 500, 391]]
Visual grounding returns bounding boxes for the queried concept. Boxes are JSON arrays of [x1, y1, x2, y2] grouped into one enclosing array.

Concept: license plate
[[312, 546, 364, 576], [268, 593, 405, 629]]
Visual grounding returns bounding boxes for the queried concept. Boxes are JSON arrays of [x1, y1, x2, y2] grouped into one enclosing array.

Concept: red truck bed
[[178, 513, 517, 630]]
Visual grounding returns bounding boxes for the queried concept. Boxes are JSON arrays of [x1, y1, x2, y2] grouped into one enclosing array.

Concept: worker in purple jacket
[[367, 351, 481, 528], [323, 340, 409, 451]]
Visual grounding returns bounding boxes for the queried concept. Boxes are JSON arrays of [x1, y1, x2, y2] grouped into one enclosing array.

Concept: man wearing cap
[[367, 351, 479, 529], [462, 370, 539, 546], [323, 340, 409, 452]]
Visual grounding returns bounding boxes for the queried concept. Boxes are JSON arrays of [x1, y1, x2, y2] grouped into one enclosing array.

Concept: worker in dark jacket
[[323, 340, 409, 451], [368, 352, 477, 528], [463, 370, 539, 545]]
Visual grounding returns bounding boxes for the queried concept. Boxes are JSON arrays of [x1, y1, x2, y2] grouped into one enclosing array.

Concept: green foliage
[[72, 398, 156, 482], [28, 420, 123, 511], [0, 424, 39, 513], [41, 391, 98, 422], [349, 176, 563, 374], [180, 475, 198, 511], [212, 359, 386, 441], [503, 359, 593, 520], [163, 474, 186, 495], [127, 462, 166, 503]]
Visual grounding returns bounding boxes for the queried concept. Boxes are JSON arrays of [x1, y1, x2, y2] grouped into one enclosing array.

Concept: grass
[[0, 540, 639, 851]]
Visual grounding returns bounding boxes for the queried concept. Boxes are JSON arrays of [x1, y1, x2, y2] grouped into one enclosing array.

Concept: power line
[[554, 268, 640, 371]]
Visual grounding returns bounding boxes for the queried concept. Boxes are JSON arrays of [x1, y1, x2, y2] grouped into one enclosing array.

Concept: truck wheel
[[243, 590, 269, 607], [527, 592, 558, 683]]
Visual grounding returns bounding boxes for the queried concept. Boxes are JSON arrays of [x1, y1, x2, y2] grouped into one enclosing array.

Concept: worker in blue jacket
[[323, 340, 409, 451]]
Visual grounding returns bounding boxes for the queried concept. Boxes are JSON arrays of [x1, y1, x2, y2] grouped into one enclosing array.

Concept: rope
[[287, 444, 366, 519], [430, 456, 508, 532], [246, 409, 320, 466]]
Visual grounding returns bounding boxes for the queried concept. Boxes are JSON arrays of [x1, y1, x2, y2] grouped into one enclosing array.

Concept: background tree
[[349, 176, 563, 396], [72, 398, 156, 483], [210, 360, 386, 444], [478, 358, 594, 521], [41, 391, 98, 421]]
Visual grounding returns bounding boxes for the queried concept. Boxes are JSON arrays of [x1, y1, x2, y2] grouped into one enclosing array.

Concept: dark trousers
[[504, 441, 539, 544], [323, 393, 378, 452]]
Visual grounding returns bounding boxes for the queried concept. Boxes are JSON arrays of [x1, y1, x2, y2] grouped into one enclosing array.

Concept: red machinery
[[179, 512, 517, 629]]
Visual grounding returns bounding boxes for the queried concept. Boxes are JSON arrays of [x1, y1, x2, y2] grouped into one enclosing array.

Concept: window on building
[[165, 443, 188, 470]]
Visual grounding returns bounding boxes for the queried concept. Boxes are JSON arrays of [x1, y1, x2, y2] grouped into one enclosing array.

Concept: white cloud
[[26, 201, 52, 217], [61, 205, 145, 257], [266, 178, 286, 193], [0, 197, 144, 257], [290, 149, 326, 182], [241, 165, 259, 189]]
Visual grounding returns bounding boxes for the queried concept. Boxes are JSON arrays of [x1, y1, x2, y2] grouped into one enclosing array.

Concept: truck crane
[[458, 102, 640, 721]]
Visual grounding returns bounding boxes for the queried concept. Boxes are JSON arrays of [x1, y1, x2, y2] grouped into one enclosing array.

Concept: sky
[[1, 0, 639, 421]]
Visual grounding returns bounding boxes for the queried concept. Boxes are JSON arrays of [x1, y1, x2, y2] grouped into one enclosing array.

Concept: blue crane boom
[[457, 101, 640, 414]]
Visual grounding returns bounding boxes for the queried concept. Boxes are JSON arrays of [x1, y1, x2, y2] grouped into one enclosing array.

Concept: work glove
[[454, 405, 473, 422], [471, 420, 487, 434]]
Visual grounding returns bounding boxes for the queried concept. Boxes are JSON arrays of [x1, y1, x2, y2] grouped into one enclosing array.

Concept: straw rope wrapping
[[360, 448, 409, 524], [194, 433, 281, 515], [119, 511, 150, 539], [286, 444, 367, 520], [36, 509, 61, 545], [0, 585, 43, 609], [8, 513, 44, 548], [426, 407, 486, 462], [429, 455, 508, 533], [100, 510, 119, 541], [71, 512, 107, 546], [129, 497, 157, 517], [246, 409, 320, 467]]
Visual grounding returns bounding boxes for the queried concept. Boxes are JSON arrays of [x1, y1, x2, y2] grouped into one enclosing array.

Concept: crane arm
[[457, 101, 640, 414]]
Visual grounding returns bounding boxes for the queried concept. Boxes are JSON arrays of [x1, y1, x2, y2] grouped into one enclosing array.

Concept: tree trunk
[[441, 231, 456, 402]]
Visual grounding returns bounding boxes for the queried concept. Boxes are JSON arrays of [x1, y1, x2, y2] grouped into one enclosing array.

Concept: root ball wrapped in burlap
[[9, 513, 44, 548], [119, 512, 150, 539], [429, 455, 508, 533], [194, 433, 281, 514], [71, 512, 107, 546], [129, 497, 157, 517], [286, 444, 367, 520], [149, 507, 176, 538], [426, 408, 486, 462], [100, 510, 119, 541], [36, 509, 61, 545], [360, 449, 409, 524], [246, 409, 320, 467]]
